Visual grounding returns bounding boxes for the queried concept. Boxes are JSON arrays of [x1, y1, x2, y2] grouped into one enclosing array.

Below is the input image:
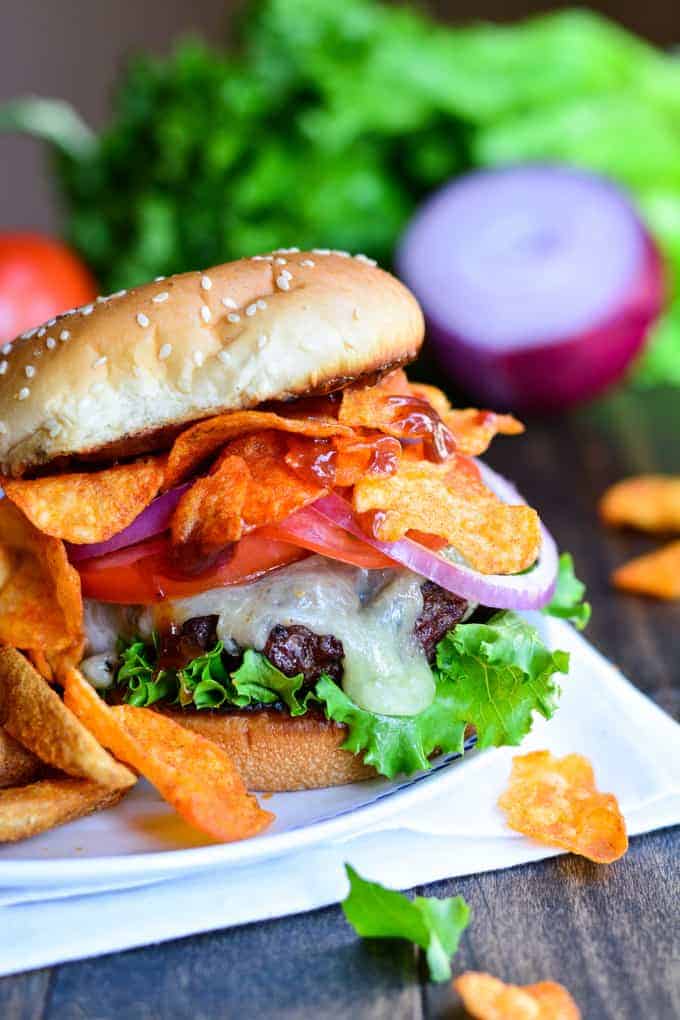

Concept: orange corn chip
[[339, 385, 456, 462], [165, 411, 353, 488], [63, 669, 273, 842], [225, 431, 326, 528], [611, 540, 680, 599], [600, 475, 680, 533], [171, 455, 251, 555], [285, 433, 401, 488], [3, 457, 165, 544], [454, 972, 581, 1020], [443, 409, 524, 457], [498, 750, 628, 864], [0, 499, 83, 654], [353, 459, 541, 574]]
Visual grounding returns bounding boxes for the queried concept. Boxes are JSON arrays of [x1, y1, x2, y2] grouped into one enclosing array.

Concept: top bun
[[0, 250, 423, 476]]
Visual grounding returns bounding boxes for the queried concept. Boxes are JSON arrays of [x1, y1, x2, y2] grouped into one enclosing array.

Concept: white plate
[[0, 740, 476, 889]]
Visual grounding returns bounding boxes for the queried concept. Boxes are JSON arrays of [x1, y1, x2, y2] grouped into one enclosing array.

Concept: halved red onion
[[66, 483, 191, 563], [398, 165, 664, 412], [310, 464, 558, 610]]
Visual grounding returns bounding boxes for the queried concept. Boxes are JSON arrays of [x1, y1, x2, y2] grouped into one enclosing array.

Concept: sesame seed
[[93, 356, 107, 368], [158, 343, 172, 360], [82, 304, 94, 316], [276, 275, 291, 291], [200, 275, 212, 291], [333, 250, 350, 258], [218, 349, 231, 364], [227, 312, 241, 323], [24, 365, 35, 379], [18, 387, 29, 400], [0, 362, 7, 375], [257, 299, 267, 309], [245, 303, 257, 317], [257, 334, 269, 350], [200, 305, 211, 323], [47, 317, 57, 327], [221, 297, 238, 310], [154, 276, 165, 282], [21, 329, 36, 340], [111, 289, 127, 299], [251, 255, 266, 261], [194, 350, 204, 367], [288, 247, 300, 253], [300, 259, 315, 268], [60, 330, 70, 342], [96, 295, 108, 304], [46, 337, 57, 349], [137, 312, 150, 328], [152, 291, 169, 303], [275, 257, 287, 265], [312, 248, 331, 255], [355, 253, 377, 266], [37, 327, 46, 338], [2, 343, 12, 355], [280, 269, 292, 280]]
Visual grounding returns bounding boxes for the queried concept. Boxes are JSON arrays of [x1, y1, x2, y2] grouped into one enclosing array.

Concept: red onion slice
[[311, 464, 558, 610], [398, 166, 664, 412], [66, 483, 191, 563]]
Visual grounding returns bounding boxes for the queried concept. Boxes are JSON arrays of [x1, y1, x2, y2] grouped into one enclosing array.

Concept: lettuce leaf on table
[[341, 864, 470, 982]]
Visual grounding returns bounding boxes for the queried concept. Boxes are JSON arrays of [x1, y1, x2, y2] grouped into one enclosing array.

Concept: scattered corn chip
[[498, 750, 627, 864], [64, 669, 273, 842], [0, 648, 135, 789], [339, 384, 455, 461], [454, 972, 580, 1020], [600, 475, 680, 533], [165, 410, 352, 488], [612, 540, 680, 599], [171, 454, 251, 555], [353, 459, 541, 574], [443, 409, 524, 457], [0, 778, 126, 844], [3, 457, 165, 544], [0, 726, 43, 789], [0, 499, 83, 654]]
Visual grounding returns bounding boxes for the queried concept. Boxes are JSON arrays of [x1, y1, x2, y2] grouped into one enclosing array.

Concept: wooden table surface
[[1, 385, 678, 1019]]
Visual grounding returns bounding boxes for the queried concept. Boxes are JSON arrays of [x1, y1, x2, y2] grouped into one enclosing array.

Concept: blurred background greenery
[[2, 0, 680, 387]]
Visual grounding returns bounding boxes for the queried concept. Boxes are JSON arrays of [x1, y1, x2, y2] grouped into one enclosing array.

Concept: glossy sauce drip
[[384, 395, 456, 462], [285, 434, 401, 488]]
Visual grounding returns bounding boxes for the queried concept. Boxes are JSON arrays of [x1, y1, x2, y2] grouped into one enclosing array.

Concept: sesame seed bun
[[156, 706, 376, 791], [0, 251, 423, 477]]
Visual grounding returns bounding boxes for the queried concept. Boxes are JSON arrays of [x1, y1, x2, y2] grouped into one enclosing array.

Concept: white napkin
[[0, 620, 678, 976]]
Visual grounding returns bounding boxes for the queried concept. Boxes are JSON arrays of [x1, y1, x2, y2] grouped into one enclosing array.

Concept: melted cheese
[[83, 557, 439, 717]]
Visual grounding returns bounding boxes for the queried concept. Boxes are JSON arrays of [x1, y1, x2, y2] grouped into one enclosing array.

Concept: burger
[[0, 250, 587, 840]]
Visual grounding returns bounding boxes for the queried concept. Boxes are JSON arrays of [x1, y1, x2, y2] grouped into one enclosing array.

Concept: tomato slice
[[78, 534, 308, 603], [77, 507, 396, 603], [258, 508, 394, 569]]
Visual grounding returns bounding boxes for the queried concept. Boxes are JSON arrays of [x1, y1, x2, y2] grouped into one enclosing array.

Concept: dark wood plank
[[422, 828, 680, 1020], [40, 906, 421, 1020], [0, 969, 51, 1020]]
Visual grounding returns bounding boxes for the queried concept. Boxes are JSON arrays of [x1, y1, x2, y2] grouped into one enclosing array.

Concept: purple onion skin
[[424, 238, 663, 413], [397, 166, 665, 414]]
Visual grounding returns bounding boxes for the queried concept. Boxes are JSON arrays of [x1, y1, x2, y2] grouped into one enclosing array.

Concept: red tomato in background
[[0, 233, 97, 342]]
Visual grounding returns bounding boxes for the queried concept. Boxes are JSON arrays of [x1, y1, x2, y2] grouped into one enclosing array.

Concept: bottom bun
[[156, 707, 376, 791]]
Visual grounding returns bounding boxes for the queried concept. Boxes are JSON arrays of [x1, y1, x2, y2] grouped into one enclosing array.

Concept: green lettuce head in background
[[3, 0, 680, 383]]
